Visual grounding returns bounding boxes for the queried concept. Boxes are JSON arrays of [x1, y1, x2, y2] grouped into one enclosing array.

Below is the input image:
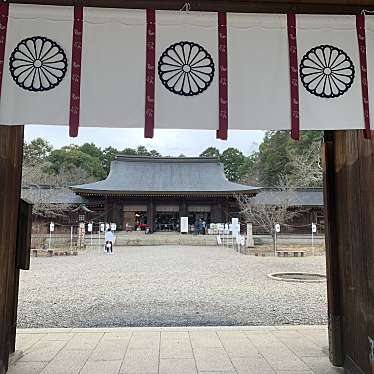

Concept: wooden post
[[322, 131, 344, 366], [0, 125, 24, 374]]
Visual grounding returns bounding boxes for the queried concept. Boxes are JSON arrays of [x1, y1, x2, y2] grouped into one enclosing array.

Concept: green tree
[[136, 145, 150, 155], [255, 130, 322, 186], [200, 147, 220, 159], [121, 147, 137, 155], [79, 143, 103, 160], [149, 149, 162, 157], [220, 148, 246, 182], [24, 138, 53, 166], [102, 146, 119, 174], [238, 153, 258, 185], [45, 147, 106, 180]]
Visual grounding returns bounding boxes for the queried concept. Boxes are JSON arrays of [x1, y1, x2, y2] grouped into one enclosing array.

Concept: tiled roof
[[71, 156, 260, 195]]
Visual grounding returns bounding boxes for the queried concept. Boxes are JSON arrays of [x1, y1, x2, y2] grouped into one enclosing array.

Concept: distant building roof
[[252, 187, 324, 207], [71, 156, 260, 196], [21, 186, 85, 205]]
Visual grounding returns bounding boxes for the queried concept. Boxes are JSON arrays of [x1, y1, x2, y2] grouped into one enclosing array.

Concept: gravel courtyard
[[17, 245, 327, 328]]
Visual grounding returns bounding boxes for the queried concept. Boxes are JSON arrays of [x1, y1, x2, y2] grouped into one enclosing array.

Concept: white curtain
[[0, 4, 370, 133]]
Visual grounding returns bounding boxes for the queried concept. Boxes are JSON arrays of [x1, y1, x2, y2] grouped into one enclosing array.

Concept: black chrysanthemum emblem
[[9, 36, 68, 92], [158, 41, 215, 96], [299, 45, 355, 98]]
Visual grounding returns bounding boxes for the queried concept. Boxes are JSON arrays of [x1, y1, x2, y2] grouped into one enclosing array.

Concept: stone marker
[[246, 223, 255, 248]]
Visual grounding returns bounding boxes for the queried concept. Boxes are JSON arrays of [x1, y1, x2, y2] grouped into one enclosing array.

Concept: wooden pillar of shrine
[[0, 126, 24, 374], [323, 130, 374, 373]]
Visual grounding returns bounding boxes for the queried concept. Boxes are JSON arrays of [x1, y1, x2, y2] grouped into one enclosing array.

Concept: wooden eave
[[6, 0, 374, 14], [76, 191, 258, 198]]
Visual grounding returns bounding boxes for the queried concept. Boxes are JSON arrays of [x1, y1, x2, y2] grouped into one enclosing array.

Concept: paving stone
[[279, 337, 325, 357], [64, 333, 103, 350], [53, 349, 91, 362], [160, 338, 194, 359], [159, 358, 197, 374], [297, 329, 329, 348], [245, 332, 281, 348], [15, 334, 44, 352], [257, 346, 311, 372], [194, 348, 235, 372], [271, 330, 304, 339], [300, 356, 345, 373], [101, 332, 133, 340], [19, 340, 67, 362], [89, 338, 129, 361], [231, 356, 276, 374], [161, 331, 190, 340], [220, 337, 260, 358], [128, 332, 160, 349], [39, 350, 91, 374], [80, 360, 122, 374], [7, 361, 48, 374], [120, 349, 159, 373], [217, 331, 248, 339], [277, 371, 314, 374], [190, 332, 223, 348], [40, 333, 75, 341]]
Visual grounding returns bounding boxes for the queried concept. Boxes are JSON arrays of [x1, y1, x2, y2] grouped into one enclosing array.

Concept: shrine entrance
[[1, 1, 374, 374]]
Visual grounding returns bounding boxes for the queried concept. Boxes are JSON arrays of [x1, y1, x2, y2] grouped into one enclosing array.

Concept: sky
[[24, 125, 265, 156]]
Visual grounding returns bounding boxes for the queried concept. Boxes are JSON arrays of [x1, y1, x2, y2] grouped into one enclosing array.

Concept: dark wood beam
[[6, 0, 374, 14]]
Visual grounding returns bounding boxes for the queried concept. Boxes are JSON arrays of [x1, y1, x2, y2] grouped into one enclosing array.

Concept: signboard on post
[[100, 223, 105, 232], [87, 223, 93, 232], [49, 222, 54, 232], [275, 224, 281, 233], [231, 218, 240, 235], [312, 223, 317, 233], [111, 223, 117, 231], [180, 217, 188, 234]]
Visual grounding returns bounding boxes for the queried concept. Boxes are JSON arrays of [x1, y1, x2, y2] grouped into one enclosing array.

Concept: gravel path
[[17, 245, 327, 328]]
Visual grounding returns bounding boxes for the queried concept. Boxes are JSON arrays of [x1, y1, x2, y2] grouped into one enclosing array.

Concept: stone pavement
[[8, 326, 343, 374]]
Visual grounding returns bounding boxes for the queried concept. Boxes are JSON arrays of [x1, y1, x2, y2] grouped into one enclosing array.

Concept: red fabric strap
[[145, 9, 156, 138], [287, 13, 300, 141], [217, 11, 228, 140], [0, 4, 9, 102], [69, 6, 83, 138], [356, 14, 372, 139]]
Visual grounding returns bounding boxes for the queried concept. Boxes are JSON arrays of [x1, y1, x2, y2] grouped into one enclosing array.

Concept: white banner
[[0, 5, 372, 134]]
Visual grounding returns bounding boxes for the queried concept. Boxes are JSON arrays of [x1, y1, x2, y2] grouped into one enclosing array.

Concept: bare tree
[[289, 142, 323, 187], [22, 185, 73, 220], [22, 163, 95, 187], [236, 185, 302, 253]]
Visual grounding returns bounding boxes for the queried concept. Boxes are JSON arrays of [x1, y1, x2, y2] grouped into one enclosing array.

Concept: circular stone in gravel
[[268, 272, 326, 283]]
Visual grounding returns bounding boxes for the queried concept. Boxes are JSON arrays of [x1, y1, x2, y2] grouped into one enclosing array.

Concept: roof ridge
[[114, 155, 220, 163]]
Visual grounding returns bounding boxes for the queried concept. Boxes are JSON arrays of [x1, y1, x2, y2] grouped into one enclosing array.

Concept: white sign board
[[111, 223, 117, 231], [240, 236, 246, 246], [100, 224, 105, 232], [87, 223, 93, 232], [232, 218, 239, 225], [49, 222, 54, 232], [180, 217, 189, 233], [312, 223, 317, 233], [275, 224, 281, 233], [105, 223, 110, 230]]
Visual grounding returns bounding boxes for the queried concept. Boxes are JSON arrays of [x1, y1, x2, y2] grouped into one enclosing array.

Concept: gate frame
[[1, 1, 374, 373]]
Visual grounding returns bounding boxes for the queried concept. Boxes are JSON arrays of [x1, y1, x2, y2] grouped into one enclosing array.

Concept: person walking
[[105, 228, 114, 254]]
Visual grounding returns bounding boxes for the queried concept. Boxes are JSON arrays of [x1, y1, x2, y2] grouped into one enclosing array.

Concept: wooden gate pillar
[[323, 130, 374, 373], [0, 125, 24, 374], [322, 130, 344, 366]]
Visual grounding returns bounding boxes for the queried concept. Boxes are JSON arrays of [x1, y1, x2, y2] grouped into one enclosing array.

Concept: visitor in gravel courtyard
[[104, 228, 114, 254]]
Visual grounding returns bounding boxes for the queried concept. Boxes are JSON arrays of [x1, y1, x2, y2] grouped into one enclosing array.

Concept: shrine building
[[70, 156, 259, 232]]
